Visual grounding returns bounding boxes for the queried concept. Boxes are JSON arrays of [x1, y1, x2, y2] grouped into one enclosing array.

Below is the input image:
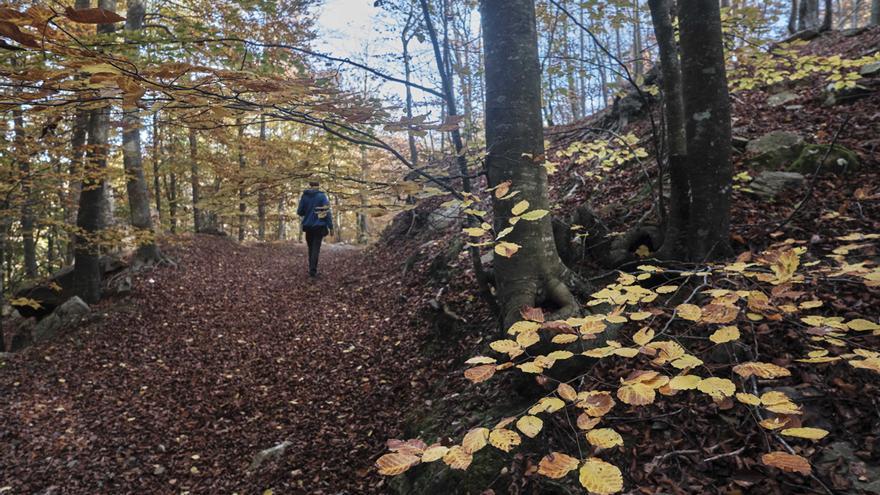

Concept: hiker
[[296, 181, 333, 277]]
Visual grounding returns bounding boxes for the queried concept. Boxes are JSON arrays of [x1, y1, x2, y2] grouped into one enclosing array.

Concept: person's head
[[309, 181, 320, 188]]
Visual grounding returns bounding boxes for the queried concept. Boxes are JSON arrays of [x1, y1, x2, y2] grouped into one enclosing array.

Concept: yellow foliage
[[578, 458, 623, 495], [537, 452, 580, 479]]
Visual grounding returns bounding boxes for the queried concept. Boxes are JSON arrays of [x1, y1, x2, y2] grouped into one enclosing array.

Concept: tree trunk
[[122, 0, 160, 263], [678, 0, 733, 260], [482, 0, 579, 327], [789, 0, 799, 33], [237, 120, 246, 242], [73, 0, 115, 303], [12, 63, 36, 278], [357, 145, 369, 244], [799, 0, 821, 29], [822, 0, 834, 30], [276, 193, 286, 241], [257, 116, 267, 241], [648, 0, 689, 260], [167, 172, 177, 234], [189, 127, 201, 233], [632, 0, 643, 79], [152, 110, 162, 229], [872, 0, 879, 24]]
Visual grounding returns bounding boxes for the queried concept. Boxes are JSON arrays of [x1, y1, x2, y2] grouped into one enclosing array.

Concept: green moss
[[788, 144, 860, 175]]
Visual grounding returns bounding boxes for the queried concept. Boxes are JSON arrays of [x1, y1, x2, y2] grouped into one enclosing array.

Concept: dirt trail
[[0, 236, 427, 494]]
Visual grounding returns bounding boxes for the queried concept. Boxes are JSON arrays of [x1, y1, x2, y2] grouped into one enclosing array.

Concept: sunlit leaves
[[586, 428, 623, 449], [488, 428, 521, 452], [511, 200, 529, 216], [578, 458, 624, 494], [494, 242, 520, 257], [375, 452, 420, 475], [443, 446, 473, 470], [461, 428, 489, 454], [668, 375, 702, 391], [421, 445, 449, 462], [732, 362, 791, 379], [515, 415, 543, 438], [709, 326, 740, 344], [780, 427, 829, 440], [675, 303, 702, 322], [761, 451, 811, 475], [696, 377, 736, 400], [537, 452, 579, 479]]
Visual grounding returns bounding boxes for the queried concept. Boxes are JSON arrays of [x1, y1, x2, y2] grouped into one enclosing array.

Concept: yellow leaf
[[732, 362, 791, 379], [846, 319, 880, 331], [538, 452, 580, 479], [493, 180, 511, 198], [521, 209, 549, 221], [761, 451, 811, 475], [465, 356, 497, 365], [488, 428, 521, 452], [586, 428, 623, 448], [616, 383, 655, 406], [511, 200, 530, 216], [507, 320, 541, 334], [696, 377, 736, 399], [552, 334, 578, 344], [735, 392, 761, 406], [613, 347, 639, 358], [632, 327, 654, 345], [676, 303, 702, 322], [517, 361, 544, 373], [655, 285, 678, 294], [463, 227, 486, 237], [709, 326, 740, 344], [443, 445, 473, 470], [668, 375, 702, 391], [421, 445, 449, 462], [516, 329, 540, 348], [489, 339, 520, 354], [671, 354, 703, 369], [781, 427, 829, 440], [516, 415, 543, 438], [759, 417, 790, 430], [578, 458, 624, 495], [495, 241, 520, 257], [376, 452, 420, 475], [461, 427, 489, 454], [464, 364, 496, 384], [530, 397, 566, 414], [629, 311, 652, 322], [557, 382, 578, 401]]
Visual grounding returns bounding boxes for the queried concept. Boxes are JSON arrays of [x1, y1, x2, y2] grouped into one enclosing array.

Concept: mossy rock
[[744, 131, 805, 171], [788, 144, 860, 175]]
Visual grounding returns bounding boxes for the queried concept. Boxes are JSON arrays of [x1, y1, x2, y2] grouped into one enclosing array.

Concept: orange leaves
[[464, 364, 496, 384], [537, 452, 579, 479], [442, 446, 473, 470], [761, 451, 811, 475], [64, 7, 126, 24], [576, 391, 615, 417]]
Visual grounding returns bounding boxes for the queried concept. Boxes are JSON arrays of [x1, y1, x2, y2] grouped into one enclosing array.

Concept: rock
[[13, 255, 127, 317], [748, 171, 805, 199], [731, 135, 750, 150], [248, 440, 292, 471], [745, 131, 805, 170], [0, 351, 14, 360], [789, 144, 860, 175], [479, 251, 493, 266], [817, 441, 880, 494], [32, 296, 89, 344], [822, 83, 873, 106], [425, 205, 461, 233], [767, 91, 799, 107], [861, 61, 880, 77], [2, 310, 35, 352]]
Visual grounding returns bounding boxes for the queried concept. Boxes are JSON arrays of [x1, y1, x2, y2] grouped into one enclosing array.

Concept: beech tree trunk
[[152, 110, 162, 228], [822, 0, 834, 30], [189, 127, 201, 233], [237, 119, 246, 242], [872, 0, 879, 24], [799, 0, 821, 30], [257, 116, 267, 241], [678, 0, 733, 260], [482, 0, 578, 327], [73, 0, 115, 303], [648, 0, 688, 259], [789, 0, 799, 33], [12, 61, 36, 278], [123, 0, 160, 263]]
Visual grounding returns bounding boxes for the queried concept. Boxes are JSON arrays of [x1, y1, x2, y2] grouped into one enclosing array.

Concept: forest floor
[[0, 235, 433, 494]]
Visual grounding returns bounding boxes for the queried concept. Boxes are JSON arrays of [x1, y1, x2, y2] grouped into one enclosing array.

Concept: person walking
[[296, 181, 333, 277]]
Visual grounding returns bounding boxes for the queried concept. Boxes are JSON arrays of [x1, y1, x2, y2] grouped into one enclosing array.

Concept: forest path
[[1, 236, 427, 494]]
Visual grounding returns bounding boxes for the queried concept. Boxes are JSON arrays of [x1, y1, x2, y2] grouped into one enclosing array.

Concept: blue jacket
[[297, 189, 333, 231]]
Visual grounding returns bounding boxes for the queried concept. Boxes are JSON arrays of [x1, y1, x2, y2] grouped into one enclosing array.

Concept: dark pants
[[304, 227, 328, 276]]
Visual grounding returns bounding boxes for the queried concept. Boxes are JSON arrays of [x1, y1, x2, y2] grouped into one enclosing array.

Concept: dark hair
[[308, 181, 320, 187]]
